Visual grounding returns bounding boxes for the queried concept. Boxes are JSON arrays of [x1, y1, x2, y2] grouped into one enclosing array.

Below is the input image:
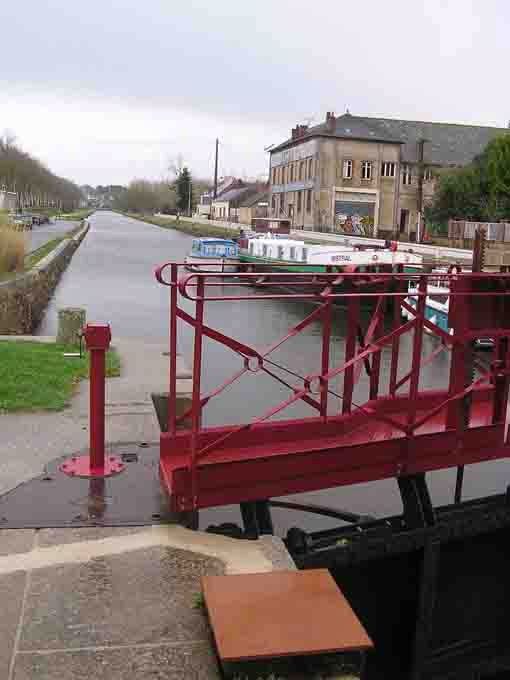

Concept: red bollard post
[[60, 323, 124, 479], [85, 324, 110, 473]]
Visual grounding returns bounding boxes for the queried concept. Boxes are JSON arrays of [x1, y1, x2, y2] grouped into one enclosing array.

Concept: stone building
[[0, 190, 17, 212], [238, 191, 269, 226], [211, 185, 261, 222], [269, 112, 508, 239]]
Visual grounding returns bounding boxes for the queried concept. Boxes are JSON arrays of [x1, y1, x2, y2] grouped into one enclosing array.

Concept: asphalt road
[[28, 219, 77, 253]]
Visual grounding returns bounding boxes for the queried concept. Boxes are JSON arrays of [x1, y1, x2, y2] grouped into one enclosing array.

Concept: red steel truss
[[155, 263, 510, 512]]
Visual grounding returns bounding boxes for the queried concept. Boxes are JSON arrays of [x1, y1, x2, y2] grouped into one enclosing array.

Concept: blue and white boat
[[404, 269, 493, 349], [404, 269, 450, 333], [185, 238, 240, 272]]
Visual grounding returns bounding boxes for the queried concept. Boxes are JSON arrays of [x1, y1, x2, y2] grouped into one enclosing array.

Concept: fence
[[449, 220, 510, 242]]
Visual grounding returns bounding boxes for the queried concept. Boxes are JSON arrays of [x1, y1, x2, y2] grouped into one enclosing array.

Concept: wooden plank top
[[202, 569, 373, 662]]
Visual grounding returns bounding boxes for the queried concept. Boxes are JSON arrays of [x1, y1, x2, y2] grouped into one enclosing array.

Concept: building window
[[290, 164, 294, 182], [299, 161, 305, 180], [297, 191, 302, 213], [280, 193, 285, 213], [302, 247, 308, 262], [290, 246, 296, 260], [381, 162, 396, 178], [308, 158, 314, 179], [424, 167, 434, 181], [306, 189, 312, 213], [271, 195, 276, 211], [343, 159, 353, 179], [361, 161, 373, 180], [402, 164, 412, 185]]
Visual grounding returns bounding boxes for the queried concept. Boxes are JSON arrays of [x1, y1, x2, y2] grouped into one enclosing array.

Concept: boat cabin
[[247, 238, 308, 262], [247, 238, 423, 269], [190, 238, 239, 259]]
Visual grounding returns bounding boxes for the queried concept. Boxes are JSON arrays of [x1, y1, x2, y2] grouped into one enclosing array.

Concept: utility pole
[[213, 138, 219, 198], [416, 138, 426, 243]]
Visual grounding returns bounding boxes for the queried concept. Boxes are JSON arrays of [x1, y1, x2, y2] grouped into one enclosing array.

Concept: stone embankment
[[0, 222, 89, 334]]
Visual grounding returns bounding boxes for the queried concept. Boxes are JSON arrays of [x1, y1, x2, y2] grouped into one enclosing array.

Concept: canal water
[[39, 211, 510, 534]]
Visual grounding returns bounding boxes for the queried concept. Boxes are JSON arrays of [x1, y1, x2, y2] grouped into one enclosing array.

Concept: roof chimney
[[325, 111, 336, 132]]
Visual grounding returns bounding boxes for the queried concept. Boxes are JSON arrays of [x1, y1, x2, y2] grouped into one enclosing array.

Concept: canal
[[39, 211, 510, 534]]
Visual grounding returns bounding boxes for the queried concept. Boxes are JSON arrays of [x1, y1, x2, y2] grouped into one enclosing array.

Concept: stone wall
[[0, 223, 89, 334]]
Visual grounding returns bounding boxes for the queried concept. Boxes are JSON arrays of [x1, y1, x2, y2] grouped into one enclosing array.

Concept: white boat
[[240, 235, 423, 271], [185, 238, 240, 272]]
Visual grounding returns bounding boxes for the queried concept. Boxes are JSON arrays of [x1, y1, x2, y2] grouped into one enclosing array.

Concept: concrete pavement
[[28, 220, 78, 254]]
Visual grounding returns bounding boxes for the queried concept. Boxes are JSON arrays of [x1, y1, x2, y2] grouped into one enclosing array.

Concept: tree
[[425, 133, 510, 229], [114, 179, 172, 214], [174, 167, 193, 214], [0, 134, 82, 211]]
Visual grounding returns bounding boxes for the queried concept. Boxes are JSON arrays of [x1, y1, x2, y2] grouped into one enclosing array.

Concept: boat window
[[249, 242, 255, 254], [192, 240, 199, 253], [430, 294, 448, 304], [277, 246, 284, 260], [289, 247, 296, 260], [301, 247, 308, 262], [262, 245, 268, 257]]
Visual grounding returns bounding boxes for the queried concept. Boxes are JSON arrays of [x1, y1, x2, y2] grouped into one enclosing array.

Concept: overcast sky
[[0, 0, 508, 187]]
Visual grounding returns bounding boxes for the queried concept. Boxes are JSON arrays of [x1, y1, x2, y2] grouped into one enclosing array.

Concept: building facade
[[269, 112, 508, 239], [0, 190, 17, 212]]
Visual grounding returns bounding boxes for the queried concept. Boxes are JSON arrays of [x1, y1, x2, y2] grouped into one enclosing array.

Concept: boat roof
[[193, 237, 237, 245], [253, 238, 306, 246]]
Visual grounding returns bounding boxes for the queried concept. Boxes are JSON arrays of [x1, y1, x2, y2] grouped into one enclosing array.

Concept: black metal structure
[[284, 478, 510, 680]]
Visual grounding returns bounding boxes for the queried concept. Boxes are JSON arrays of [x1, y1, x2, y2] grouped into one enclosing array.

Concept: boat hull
[[238, 254, 388, 306], [184, 256, 239, 273]]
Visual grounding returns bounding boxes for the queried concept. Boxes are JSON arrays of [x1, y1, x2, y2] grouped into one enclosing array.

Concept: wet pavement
[[0, 527, 307, 680]]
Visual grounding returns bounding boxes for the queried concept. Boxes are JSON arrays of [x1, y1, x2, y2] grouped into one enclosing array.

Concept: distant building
[[238, 190, 269, 226], [211, 185, 262, 222], [0, 190, 17, 212], [196, 177, 243, 218], [268, 112, 508, 239]]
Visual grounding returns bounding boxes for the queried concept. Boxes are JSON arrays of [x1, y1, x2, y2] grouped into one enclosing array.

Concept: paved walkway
[[0, 526, 295, 680], [28, 220, 78, 254]]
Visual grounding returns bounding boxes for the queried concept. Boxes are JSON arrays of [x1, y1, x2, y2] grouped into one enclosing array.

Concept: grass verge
[[0, 341, 121, 412], [25, 237, 65, 268]]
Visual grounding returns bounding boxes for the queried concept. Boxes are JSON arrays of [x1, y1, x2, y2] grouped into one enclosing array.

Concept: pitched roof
[[272, 113, 509, 166], [239, 191, 269, 208], [213, 186, 252, 203], [358, 115, 509, 165]]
